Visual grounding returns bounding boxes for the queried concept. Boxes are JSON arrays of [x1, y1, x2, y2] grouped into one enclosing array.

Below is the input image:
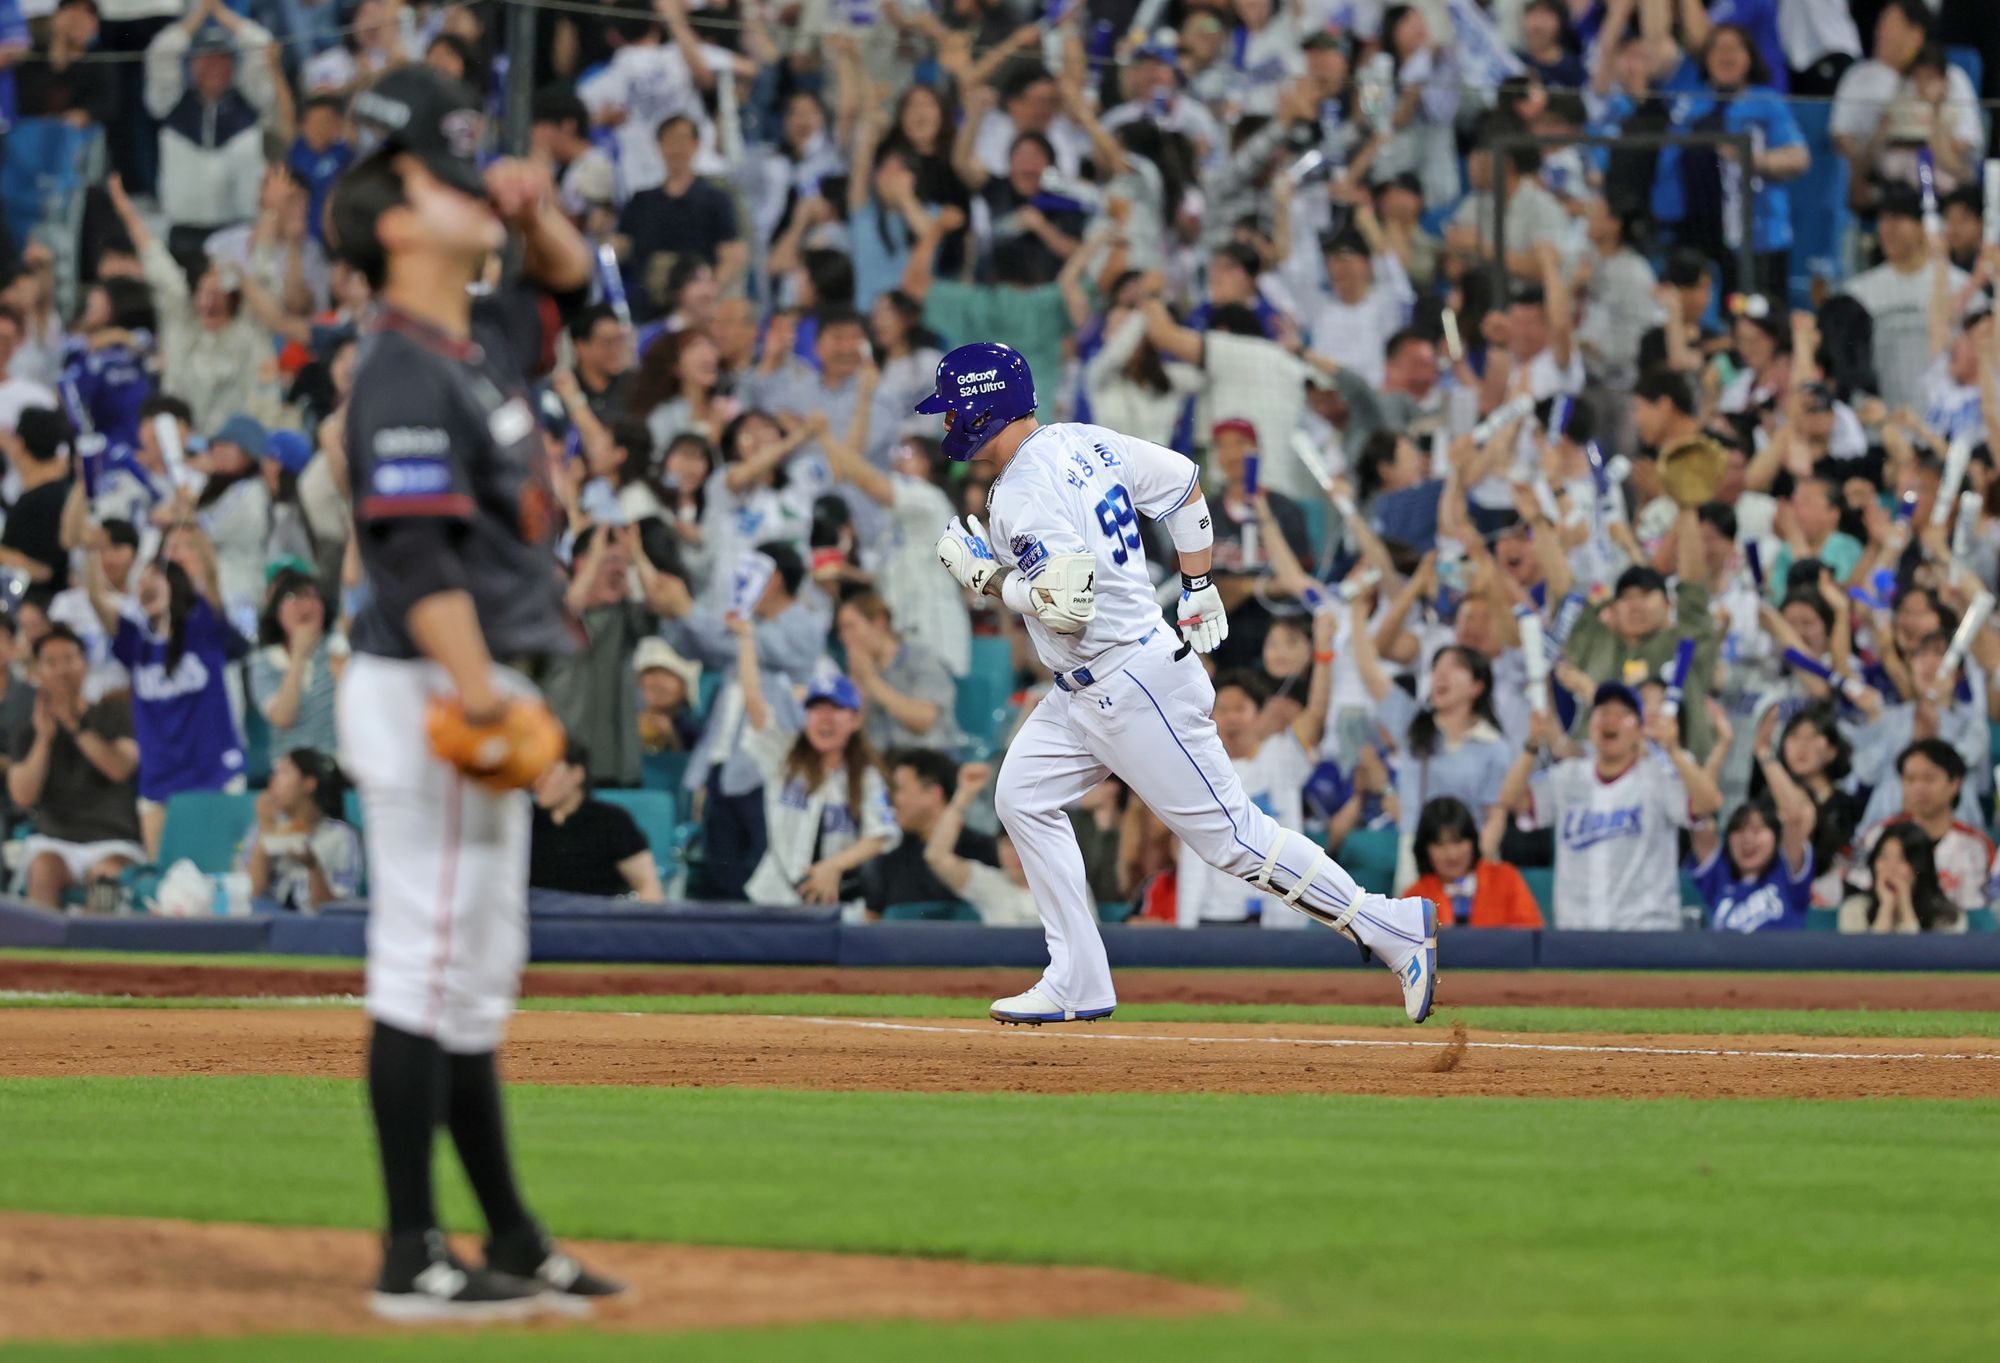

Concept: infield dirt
[[6, 1007, 1998, 1100]]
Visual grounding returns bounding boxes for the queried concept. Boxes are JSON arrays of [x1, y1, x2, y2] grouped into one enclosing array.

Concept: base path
[[0, 1213, 1236, 1344], [4, 959, 1998, 1011], [5, 1008, 1998, 1100]]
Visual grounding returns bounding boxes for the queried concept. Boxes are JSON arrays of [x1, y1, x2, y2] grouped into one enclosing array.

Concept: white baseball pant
[[339, 654, 535, 1054], [996, 631, 1376, 1011]]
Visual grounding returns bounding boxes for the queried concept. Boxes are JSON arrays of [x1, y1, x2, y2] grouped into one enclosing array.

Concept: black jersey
[[346, 287, 580, 662]]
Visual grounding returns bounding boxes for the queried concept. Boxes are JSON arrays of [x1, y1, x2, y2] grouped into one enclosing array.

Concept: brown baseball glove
[[1659, 434, 1728, 508], [425, 697, 566, 791]]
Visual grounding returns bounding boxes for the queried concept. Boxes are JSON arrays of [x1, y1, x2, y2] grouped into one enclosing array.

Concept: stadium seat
[[596, 788, 681, 874], [1803, 907, 1839, 932], [881, 899, 980, 921], [156, 791, 260, 874], [1966, 908, 1997, 934], [1334, 827, 1399, 895], [969, 634, 1012, 684], [954, 672, 1009, 751], [118, 790, 260, 913], [1521, 865, 1556, 921]]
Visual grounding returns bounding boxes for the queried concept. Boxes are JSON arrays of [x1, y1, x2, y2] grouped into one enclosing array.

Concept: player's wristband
[[999, 570, 1035, 616], [1182, 572, 1213, 596]]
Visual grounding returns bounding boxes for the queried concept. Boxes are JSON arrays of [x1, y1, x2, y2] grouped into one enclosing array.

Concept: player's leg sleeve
[[993, 697, 1116, 1012], [1089, 646, 1363, 932]]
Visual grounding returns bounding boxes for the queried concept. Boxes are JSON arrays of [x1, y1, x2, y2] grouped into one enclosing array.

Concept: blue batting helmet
[[915, 342, 1036, 461]]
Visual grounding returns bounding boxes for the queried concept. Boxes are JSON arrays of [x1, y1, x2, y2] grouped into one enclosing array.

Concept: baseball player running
[[327, 68, 622, 1321], [925, 343, 1438, 1025]]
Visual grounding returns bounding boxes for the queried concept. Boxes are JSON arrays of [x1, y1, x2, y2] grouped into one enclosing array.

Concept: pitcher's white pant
[[996, 632, 1369, 1012], [339, 655, 535, 1054]]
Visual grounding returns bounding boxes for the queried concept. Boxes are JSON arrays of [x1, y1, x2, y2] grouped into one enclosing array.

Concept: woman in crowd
[[732, 615, 893, 908], [190, 416, 275, 624], [1348, 593, 1515, 883], [1657, 24, 1808, 298], [630, 329, 734, 456], [1401, 796, 1542, 929], [1353, 431, 1432, 519], [1373, 4, 1462, 208], [656, 431, 717, 594], [868, 288, 944, 424], [848, 147, 931, 313], [241, 747, 361, 912], [1717, 298, 1789, 416], [84, 527, 246, 856], [703, 410, 824, 597], [750, 89, 846, 251], [250, 567, 338, 758], [1755, 704, 1864, 908], [1690, 707, 1818, 931], [1839, 821, 1959, 934]]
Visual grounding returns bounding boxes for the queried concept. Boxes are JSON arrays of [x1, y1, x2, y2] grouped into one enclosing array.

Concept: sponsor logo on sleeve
[[371, 426, 451, 460], [370, 459, 453, 497], [1010, 534, 1048, 576]]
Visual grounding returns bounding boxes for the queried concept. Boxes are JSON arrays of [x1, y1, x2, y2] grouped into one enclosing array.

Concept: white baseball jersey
[[1530, 746, 1693, 931], [983, 423, 1201, 676]]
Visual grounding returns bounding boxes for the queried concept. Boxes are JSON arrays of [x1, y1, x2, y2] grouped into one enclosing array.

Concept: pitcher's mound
[[0, 1212, 1238, 1343]]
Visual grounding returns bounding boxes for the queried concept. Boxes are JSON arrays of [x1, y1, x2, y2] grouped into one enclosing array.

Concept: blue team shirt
[[288, 138, 355, 246], [64, 334, 156, 449], [1690, 844, 1814, 932], [1655, 83, 1804, 255], [112, 601, 246, 802]]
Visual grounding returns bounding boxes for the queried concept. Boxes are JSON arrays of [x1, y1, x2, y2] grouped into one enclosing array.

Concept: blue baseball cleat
[[989, 986, 1116, 1026]]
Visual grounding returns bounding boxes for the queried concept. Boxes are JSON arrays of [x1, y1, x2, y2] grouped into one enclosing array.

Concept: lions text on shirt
[[110, 600, 245, 803], [1530, 747, 1692, 930], [1176, 733, 1312, 927], [983, 423, 1201, 677]]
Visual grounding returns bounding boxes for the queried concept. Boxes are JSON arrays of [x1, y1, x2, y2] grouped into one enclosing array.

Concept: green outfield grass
[[1, 1073, 1996, 1362], [4, 987, 1999, 1040]]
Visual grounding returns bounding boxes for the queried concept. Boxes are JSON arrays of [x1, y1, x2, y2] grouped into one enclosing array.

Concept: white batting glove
[[1178, 572, 1228, 653], [937, 515, 999, 595]]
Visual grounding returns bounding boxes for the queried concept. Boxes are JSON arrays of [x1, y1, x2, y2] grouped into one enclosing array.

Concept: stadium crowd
[[0, 0, 1997, 934]]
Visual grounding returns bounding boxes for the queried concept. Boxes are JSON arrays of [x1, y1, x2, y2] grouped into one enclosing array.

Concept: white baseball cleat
[[989, 985, 1116, 1025], [1348, 895, 1440, 1024]]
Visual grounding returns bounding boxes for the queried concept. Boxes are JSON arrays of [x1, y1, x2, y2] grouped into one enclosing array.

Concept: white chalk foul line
[[798, 1016, 2000, 1064]]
